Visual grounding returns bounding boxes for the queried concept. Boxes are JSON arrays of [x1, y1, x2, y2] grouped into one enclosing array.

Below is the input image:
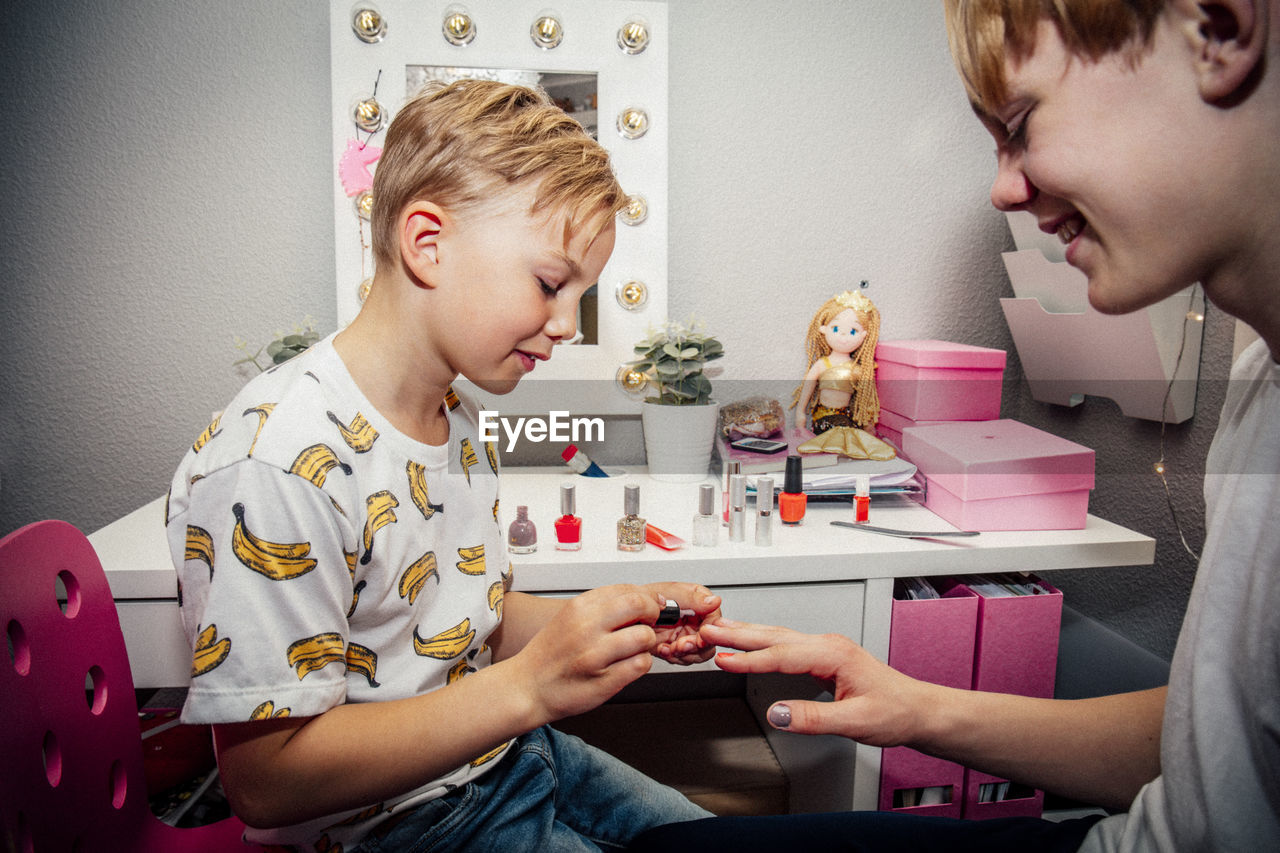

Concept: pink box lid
[[877, 408, 953, 433], [902, 419, 1094, 500], [876, 340, 1008, 370]]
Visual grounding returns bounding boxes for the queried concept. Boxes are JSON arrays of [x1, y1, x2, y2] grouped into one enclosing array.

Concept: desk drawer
[[534, 581, 865, 674], [117, 600, 190, 689]]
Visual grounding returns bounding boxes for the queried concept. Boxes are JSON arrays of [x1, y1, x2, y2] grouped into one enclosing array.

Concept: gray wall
[[1, 1, 1225, 660]]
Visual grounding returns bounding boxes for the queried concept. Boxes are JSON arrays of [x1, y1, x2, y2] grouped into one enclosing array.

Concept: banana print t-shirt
[[165, 332, 511, 849]]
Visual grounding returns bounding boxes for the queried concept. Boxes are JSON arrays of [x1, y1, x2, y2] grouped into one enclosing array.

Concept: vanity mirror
[[330, 0, 668, 414]]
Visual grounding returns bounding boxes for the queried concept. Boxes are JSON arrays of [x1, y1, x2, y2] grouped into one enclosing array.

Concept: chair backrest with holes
[[1, 520, 258, 852]]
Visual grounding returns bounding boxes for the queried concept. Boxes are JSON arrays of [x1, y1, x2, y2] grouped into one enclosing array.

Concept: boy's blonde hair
[[370, 78, 626, 269], [944, 0, 1166, 115]]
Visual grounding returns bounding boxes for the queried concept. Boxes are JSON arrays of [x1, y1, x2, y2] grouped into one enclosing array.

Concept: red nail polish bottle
[[779, 454, 807, 526], [554, 482, 582, 551]]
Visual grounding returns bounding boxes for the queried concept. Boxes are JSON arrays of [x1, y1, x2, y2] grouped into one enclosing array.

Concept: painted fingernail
[[715, 652, 735, 661], [767, 703, 791, 729]]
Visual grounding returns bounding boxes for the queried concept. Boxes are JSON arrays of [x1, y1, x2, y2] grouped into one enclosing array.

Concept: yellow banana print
[[406, 461, 444, 520], [469, 742, 509, 768], [487, 580, 504, 619], [360, 490, 399, 565], [483, 439, 499, 475], [456, 544, 486, 576], [399, 551, 438, 605], [327, 410, 379, 452], [289, 443, 352, 488], [346, 550, 363, 618], [231, 503, 318, 580], [492, 498, 499, 523], [502, 562, 514, 593], [192, 624, 231, 677], [444, 385, 461, 410], [412, 618, 475, 660], [184, 525, 215, 573], [345, 643, 380, 687], [192, 414, 221, 453], [459, 438, 478, 484], [286, 632, 345, 679], [242, 403, 275, 456], [249, 700, 291, 720], [448, 659, 476, 683], [331, 803, 383, 827]]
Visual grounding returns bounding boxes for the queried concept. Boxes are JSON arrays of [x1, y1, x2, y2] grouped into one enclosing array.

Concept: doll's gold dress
[[798, 357, 897, 461]]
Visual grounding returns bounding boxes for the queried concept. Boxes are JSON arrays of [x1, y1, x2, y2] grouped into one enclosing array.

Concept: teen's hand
[[643, 582, 721, 664], [513, 584, 666, 722], [702, 618, 936, 747]]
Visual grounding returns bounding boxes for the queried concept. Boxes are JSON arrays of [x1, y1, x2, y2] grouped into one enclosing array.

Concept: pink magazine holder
[[1, 520, 265, 852]]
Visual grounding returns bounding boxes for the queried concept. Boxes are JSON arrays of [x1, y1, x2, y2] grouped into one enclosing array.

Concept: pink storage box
[[879, 584, 978, 817], [875, 340, 1007, 421], [875, 409, 950, 451], [955, 575, 1062, 819], [902, 419, 1094, 531]]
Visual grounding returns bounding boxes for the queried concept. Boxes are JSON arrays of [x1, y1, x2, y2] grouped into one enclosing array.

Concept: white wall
[[0, 0, 1229, 659]]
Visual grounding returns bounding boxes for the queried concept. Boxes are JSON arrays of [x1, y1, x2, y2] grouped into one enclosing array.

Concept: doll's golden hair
[[944, 0, 1165, 116], [370, 78, 626, 270], [792, 291, 882, 429]]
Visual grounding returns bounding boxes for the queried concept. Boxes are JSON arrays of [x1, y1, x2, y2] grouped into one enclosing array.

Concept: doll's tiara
[[835, 290, 875, 312]]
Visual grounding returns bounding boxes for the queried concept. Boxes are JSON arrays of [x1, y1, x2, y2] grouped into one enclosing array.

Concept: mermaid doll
[[791, 290, 896, 460]]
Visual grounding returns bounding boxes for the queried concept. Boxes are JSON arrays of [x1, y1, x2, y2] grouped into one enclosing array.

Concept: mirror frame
[[329, 0, 668, 414]]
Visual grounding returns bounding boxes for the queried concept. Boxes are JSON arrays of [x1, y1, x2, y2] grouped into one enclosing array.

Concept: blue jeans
[[357, 725, 710, 852]]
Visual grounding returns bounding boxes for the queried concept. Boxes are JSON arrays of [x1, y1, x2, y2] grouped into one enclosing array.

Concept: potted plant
[[626, 318, 724, 481]]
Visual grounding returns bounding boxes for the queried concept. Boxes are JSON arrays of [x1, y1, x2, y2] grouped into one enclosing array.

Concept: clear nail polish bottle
[[692, 483, 719, 547], [617, 484, 646, 551]]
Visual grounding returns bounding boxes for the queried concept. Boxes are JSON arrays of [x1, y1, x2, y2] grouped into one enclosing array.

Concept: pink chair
[[1, 520, 266, 852]]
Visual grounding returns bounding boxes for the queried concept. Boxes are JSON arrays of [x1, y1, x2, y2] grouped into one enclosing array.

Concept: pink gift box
[[875, 408, 951, 450], [902, 419, 1094, 531], [875, 340, 1007, 421], [956, 576, 1062, 819], [879, 584, 978, 817]]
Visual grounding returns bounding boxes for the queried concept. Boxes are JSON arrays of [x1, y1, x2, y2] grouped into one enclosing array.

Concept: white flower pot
[[641, 400, 720, 483]]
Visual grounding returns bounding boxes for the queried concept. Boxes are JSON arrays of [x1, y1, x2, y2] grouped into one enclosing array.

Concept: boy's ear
[[399, 201, 447, 287], [1185, 0, 1267, 103]]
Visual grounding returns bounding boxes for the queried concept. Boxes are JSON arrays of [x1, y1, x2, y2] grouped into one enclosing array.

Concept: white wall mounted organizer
[[999, 212, 1203, 423]]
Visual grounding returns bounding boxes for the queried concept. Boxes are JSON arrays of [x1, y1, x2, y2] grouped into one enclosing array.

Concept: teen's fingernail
[[767, 703, 791, 729]]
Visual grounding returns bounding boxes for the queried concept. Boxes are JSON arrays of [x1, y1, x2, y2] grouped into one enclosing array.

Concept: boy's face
[[426, 186, 616, 395], [978, 17, 1215, 315]]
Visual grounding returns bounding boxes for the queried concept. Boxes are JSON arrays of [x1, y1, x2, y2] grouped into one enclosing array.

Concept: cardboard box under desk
[[949, 575, 1063, 820], [879, 583, 979, 818], [875, 340, 1007, 422], [902, 419, 1095, 531]]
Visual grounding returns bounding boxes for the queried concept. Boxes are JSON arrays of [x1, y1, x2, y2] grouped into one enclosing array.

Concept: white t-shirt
[[1082, 339, 1280, 851], [166, 333, 511, 848]]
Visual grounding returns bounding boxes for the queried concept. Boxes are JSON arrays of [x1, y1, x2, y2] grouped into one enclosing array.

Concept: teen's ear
[[1185, 0, 1268, 103], [399, 201, 446, 287]]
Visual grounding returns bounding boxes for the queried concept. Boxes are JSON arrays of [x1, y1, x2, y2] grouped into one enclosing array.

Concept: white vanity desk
[[90, 467, 1155, 814]]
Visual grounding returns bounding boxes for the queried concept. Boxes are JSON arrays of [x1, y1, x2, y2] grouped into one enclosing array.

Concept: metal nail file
[[829, 520, 980, 539]]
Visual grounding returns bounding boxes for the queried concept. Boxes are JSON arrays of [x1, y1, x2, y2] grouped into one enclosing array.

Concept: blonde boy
[[167, 80, 716, 851], [633, 1, 1280, 850]]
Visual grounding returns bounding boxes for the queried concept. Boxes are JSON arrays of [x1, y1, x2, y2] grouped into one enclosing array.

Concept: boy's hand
[[643, 582, 721, 665], [513, 584, 665, 722]]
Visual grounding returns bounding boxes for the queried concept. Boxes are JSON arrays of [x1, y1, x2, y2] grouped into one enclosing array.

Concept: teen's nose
[[990, 150, 1036, 211]]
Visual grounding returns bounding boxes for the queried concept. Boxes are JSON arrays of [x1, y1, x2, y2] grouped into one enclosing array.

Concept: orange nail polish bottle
[[779, 454, 806, 526]]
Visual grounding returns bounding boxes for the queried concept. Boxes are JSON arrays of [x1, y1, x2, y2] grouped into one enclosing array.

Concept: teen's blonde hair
[[791, 291, 882, 429], [944, 0, 1166, 115], [370, 78, 626, 269]]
